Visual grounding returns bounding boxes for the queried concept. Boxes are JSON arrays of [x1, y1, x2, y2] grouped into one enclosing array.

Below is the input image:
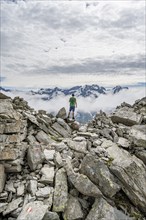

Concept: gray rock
[[117, 137, 131, 148], [36, 186, 53, 198], [0, 149, 17, 161], [135, 150, 146, 165], [129, 125, 146, 148], [80, 154, 121, 198], [65, 159, 102, 198], [5, 181, 16, 193], [43, 211, 60, 220], [17, 184, 25, 196], [86, 197, 131, 220], [27, 180, 38, 196], [67, 140, 87, 153], [63, 195, 83, 220], [0, 203, 8, 213], [56, 107, 67, 119], [57, 118, 72, 134], [53, 168, 68, 212], [52, 122, 71, 138], [23, 112, 39, 126], [17, 201, 48, 220], [27, 145, 44, 171], [106, 144, 146, 214], [0, 164, 6, 193], [73, 136, 86, 141], [3, 197, 23, 216], [40, 165, 55, 184], [52, 142, 68, 152], [54, 152, 63, 168], [35, 131, 53, 144], [43, 149, 55, 161], [111, 109, 143, 126]]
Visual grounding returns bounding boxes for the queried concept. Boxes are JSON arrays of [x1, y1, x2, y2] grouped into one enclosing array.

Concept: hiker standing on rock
[[68, 94, 77, 120]]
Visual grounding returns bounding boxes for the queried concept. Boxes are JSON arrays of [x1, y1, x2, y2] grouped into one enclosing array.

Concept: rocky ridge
[[0, 93, 146, 220]]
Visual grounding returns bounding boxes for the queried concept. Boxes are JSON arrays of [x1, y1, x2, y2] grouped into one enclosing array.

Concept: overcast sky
[[1, 0, 145, 88]]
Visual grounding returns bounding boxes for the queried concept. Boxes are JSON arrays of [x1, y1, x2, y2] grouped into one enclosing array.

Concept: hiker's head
[[72, 94, 74, 97]]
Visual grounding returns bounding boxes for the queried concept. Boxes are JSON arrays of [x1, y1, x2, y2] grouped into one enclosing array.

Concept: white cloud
[[3, 86, 145, 117], [1, 0, 145, 88]]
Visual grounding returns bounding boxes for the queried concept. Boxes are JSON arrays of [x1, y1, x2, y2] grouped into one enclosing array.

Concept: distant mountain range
[[29, 85, 128, 100]]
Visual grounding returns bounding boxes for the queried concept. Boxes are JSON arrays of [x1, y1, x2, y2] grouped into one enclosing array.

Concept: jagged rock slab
[[129, 125, 146, 148], [57, 118, 72, 134], [135, 150, 146, 165], [52, 122, 71, 138], [111, 109, 142, 126], [27, 145, 44, 171], [44, 149, 55, 161], [117, 137, 131, 148], [3, 197, 23, 216], [0, 203, 8, 213], [0, 164, 6, 193], [105, 143, 146, 214], [56, 107, 67, 119], [80, 154, 120, 198], [43, 211, 60, 220], [63, 195, 83, 220], [0, 99, 21, 120], [17, 201, 48, 220], [35, 130, 53, 144], [36, 186, 53, 198], [65, 159, 102, 198], [67, 139, 87, 153], [40, 165, 55, 184], [86, 197, 132, 220], [53, 168, 68, 212], [27, 180, 37, 196]]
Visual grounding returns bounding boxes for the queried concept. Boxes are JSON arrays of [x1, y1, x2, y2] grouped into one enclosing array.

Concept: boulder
[[117, 137, 131, 148], [27, 145, 44, 171], [86, 197, 131, 220], [53, 168, 68, 212], [111, 109, 143, 126], [129, 125, 146, 148], [80, 154, 120, 198], [43, 149, 55, 161], [36, 186, 53, 198], [63, 195, 83, 220], [0, 149, 17, 161], [52, 122, 71, 138], [135, 150, 146, 165], [35, 130, 53, 144], [57, 118, 72, 134], [65, 159, 102, 198], [105, 144, 146, 214], [56, 107, 67, 119], [3, 197, 23, 216], [67, 139, 87, 153], [43, 211, 60, 220], [17, 201, 48, 220], [40, 165, 55, 184], [27, 180, 38, 196]]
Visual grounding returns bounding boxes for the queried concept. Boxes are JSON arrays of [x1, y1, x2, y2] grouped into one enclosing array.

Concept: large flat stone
[[52, 122, 71, 138], [103, 143, 146, 214], [27, 145, 44, 171], [17, 201, 48, 220], [0, 149, 17, 161], [80, 154, 120, 198], [3, 197, 23, 216], [63, 195, 83, 220], [129, 125, 146, 148], [40, 165, 55, 184], [53, 168, 68, 212], [111, 109, 143, 126]]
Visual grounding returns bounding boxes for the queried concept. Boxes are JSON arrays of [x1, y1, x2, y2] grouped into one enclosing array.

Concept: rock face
[[0, 94, 146, 220]]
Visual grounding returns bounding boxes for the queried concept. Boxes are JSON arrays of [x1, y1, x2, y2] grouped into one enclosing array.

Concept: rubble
[[0, 94, 146, 219]]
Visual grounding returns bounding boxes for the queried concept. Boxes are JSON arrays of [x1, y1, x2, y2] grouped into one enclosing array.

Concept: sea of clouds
[[3, 86, 145, 117]]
